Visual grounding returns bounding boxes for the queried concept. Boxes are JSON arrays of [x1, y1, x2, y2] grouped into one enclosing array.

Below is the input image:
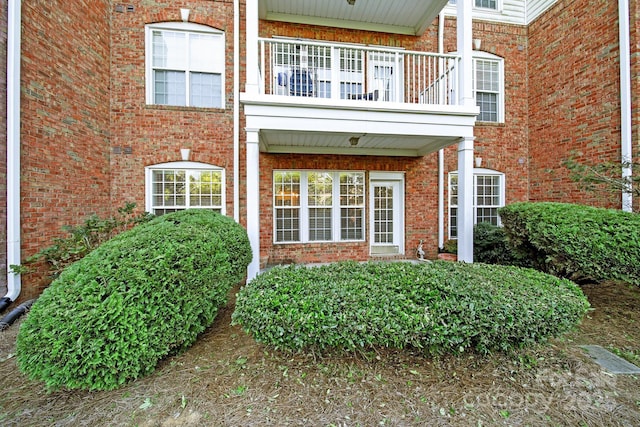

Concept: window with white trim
[[448, 0, 500, 10], [274, 171, 365, 243], [475, 0, 498, 10], [473, 53, 504, 123], [448, 169, 505, 239], [145, 162, 225, 215], [146, 23, 225, 108]]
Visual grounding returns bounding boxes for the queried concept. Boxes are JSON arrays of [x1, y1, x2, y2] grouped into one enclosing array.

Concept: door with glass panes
[[370, 174, 404, 255]]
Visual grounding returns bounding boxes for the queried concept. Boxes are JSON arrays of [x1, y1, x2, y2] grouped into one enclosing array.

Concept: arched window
[[145, 22, 225, 108], [145, 161, 225, 215]]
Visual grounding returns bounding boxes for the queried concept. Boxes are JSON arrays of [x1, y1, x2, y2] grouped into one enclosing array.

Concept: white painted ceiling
[[260, 130, 460, 157], [259, 0, 450, 36]]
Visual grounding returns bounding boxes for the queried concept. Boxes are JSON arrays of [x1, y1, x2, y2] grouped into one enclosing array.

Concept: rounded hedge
[[232, 261, 590, 355], [17, 210, 251, 391], [499, 202, 640, 283]]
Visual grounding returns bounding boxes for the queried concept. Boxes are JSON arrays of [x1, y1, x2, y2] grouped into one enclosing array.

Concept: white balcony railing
[[259, 38, 460, 106]]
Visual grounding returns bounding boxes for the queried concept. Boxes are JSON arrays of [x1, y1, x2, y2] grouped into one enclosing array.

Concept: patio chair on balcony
[[289, 68, 314, 97], [347, 90, 379, 101]]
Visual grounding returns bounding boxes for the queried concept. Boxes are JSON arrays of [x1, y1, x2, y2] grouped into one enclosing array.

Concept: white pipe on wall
[[5, 0, 22, 302], [233, 0, 240, 221], [619, 0, 633, 212]]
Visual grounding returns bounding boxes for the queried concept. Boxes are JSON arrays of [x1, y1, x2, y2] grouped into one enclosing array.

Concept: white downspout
[[4, 0, 21, 303], [233, 0, 240, 221], [438, 11, 445, 249], [619, 0, 633, 212]]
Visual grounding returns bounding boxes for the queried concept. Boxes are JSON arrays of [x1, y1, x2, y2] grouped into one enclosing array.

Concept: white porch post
[[244, 0, 260, 281], [457, 137, 474, 262], [245, 0, 260, 96], [246, 129, 261, 281], [457, 0, 474, 108], [457, 0, 475, 262]]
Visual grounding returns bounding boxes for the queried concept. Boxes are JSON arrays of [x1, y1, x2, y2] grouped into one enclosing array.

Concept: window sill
[[145, 104, 226, 113], [476, 121, 505, 127], [274, 240, 366, 245]]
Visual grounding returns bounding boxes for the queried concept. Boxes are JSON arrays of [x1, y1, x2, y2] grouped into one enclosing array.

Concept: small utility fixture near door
[[370, 172, 405, 255]]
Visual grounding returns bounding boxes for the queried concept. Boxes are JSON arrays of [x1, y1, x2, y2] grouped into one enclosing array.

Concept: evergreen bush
[[16, 210, 251, 391], [499, 202, 640, 283], [232, 261, 589, 355], [473, 222, 530, 267]]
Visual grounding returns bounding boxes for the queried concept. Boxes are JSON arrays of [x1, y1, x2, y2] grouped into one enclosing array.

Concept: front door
[[370, 174, 404, 255]]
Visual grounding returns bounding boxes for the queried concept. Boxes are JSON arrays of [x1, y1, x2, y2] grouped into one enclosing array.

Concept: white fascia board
[[263, 13, 418, 36], [243, 104, 477, 138]]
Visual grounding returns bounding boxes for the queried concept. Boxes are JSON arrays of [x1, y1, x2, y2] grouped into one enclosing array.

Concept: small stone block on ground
[[580, 345, 640, 374]]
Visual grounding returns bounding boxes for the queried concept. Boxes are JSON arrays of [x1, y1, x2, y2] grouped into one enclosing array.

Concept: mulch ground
[[0, 280, 638, 426]]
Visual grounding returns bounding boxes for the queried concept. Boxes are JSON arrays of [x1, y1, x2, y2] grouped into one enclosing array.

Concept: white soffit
[[259, 0, 449, 36]]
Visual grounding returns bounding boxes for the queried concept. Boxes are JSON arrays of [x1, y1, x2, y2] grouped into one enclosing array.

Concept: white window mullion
[[332, 172, 340, 241], [185, 170, 191, 209], [184, 33, 191, 107], [300, 172, 310, 243]]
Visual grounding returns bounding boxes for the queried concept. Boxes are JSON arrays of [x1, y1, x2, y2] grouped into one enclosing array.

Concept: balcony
[[260, 38, 460, 107], [241, 1, 478, 158]]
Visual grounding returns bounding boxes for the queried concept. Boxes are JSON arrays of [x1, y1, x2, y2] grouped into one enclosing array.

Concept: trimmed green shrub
[[232, 261, 589, 356], [473, 222, 530, 267], [499, 202, 640, 283], [16, 210, 251, 391]]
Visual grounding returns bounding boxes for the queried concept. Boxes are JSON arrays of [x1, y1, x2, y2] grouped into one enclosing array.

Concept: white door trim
[[369, 172, 405, 256]]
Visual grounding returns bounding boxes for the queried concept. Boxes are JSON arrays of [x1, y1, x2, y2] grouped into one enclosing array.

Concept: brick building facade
[[1, 0, 638, 302]]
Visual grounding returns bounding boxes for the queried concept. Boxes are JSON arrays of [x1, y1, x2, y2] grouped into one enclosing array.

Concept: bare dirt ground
[[1, 280, 639, 426]]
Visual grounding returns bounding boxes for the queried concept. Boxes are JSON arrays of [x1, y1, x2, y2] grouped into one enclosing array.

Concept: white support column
[[457, 137, 474, 263], [246, 129, 261, 281], [457, 0, 474, 108], [245, 0, 260, 96], [456, 0, 475, 262]]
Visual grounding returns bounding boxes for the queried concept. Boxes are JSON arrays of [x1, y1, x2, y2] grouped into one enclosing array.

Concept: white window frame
[[273, 170, 366, 244], [473, 51, 504, 123], [145, 22, 225, 108], [448, 0, 503, 12], [145, 161, 226, 215], [448, 168, 505, 239], [474, 0, 501, 12]]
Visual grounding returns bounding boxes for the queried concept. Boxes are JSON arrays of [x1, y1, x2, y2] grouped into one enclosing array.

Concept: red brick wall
[[0, 2, 7, 292], [20, 0, 112, 298], [260, 154, 442, 266], [109, 1, 239, 218], [18, 0, 635, 294], [528, 0, 625, 208]]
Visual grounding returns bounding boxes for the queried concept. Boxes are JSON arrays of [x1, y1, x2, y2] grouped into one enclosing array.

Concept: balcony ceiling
[[258, 0, 449, 36], [259, 130, 460, 157]]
